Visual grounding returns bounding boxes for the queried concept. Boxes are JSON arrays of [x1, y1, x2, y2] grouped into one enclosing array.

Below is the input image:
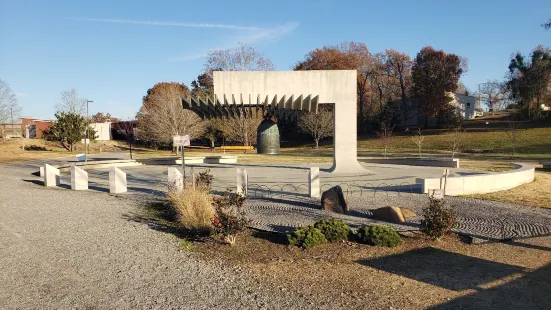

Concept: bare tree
[[411, 128, 425, 157], [204, 43, 274, 72], [55, 89, 86, 115], [479, 80, 507, 113], [138, 82, 204, 144], [505, 116, 522, 159], [377, 120, 394, 157], [449, 126, 466, 158], [114, 120, 136, 159], [222, 114, 263, 147], [298, 107, 334, 148], [0, 79, 21, 126]]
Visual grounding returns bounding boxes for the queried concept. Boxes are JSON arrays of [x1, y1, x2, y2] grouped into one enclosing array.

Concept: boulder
[[321, 185, 348, 214], [371, 206, 405, 223], [400, 207, 416, 218]]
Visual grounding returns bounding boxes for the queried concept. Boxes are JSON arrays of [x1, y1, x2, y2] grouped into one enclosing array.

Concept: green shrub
[[357, 225, 401, 247], [287, 226, 327, 249], [313, 218, 351, 242], [420, 197, 458, 240]]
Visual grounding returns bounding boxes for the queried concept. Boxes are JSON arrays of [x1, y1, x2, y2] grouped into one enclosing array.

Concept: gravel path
[[0, 160, 314, 309]]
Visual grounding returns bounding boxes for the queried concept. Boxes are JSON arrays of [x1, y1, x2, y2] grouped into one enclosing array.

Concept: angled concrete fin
[[190, 97, 205, 119], [311, 95, 319, 114], [232, 94, 241, 118], [303, 94, 312, 112], [224, 94, 235, 118], [198, 97, 211, 119]]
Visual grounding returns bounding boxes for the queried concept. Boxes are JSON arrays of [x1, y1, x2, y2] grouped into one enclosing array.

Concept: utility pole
[[85, 100, 93, 162], [10, 107, 13, 137]]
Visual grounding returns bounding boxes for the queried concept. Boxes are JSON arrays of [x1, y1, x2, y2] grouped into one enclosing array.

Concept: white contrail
[[74, 18, 262, 31]]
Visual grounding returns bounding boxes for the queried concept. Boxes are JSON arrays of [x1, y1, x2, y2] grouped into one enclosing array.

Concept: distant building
[[90, 122, 112, 141], [449, 93, 476, 120], [0, 123, 22, 138], [403, 93, 478, 127], [20, 118, 54, 139]]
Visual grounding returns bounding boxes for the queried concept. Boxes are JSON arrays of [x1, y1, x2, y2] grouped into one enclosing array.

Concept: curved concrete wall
[[359, 157, 459, 168], [416, 163, 535, 196]]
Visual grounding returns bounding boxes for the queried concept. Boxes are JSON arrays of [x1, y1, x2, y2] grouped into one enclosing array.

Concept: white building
[[90, 122, 111, 141], [449, 93, 477, 120]]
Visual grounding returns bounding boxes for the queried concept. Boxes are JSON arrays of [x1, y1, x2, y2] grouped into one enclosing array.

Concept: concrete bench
[[137, 156, 238, 165], [217, 146, 254, 151], [541, 162, 551, 169]]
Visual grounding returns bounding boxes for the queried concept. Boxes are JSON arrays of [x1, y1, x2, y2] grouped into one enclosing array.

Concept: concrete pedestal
[[71, 165, 88, 190], [237, 168, 248, 196], [109, 167, 127, 194], [44, 163, 60, 187], [168, 167, 183, 192], [309, 167, 320, 198]]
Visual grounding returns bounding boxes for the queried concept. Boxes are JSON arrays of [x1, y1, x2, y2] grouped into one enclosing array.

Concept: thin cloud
[[74, 17, 262, 31], [170, 22, 299, 61], [75, 17, 299, 62]]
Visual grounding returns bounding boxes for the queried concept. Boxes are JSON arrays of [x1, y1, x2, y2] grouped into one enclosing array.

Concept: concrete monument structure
[[43, 163, 60, 187], [70, 165, 88, 190], [168, 167, 184, 191], [182, 70, 367, 174], [109, 167, 127, 194]]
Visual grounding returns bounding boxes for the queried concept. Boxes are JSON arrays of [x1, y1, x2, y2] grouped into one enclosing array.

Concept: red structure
[[20, 118, 54, 139]]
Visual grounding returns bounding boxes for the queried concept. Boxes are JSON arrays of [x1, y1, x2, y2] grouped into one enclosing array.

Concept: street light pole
[[10, 107, 13, 137], [85, 100, 93, 162]]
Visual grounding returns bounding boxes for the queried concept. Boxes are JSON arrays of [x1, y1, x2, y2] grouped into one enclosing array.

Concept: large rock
[[400, 207, 416, 218], [371, 206, 405, 223], [321, 185, 348, 214]]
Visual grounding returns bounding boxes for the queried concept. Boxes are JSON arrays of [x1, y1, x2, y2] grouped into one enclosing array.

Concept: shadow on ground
[[430, 262, 551, 309], [358, 247, 551, 308], [357, 247, 524, 291]]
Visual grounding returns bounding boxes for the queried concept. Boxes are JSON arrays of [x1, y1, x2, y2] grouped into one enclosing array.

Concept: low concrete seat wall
[[39, 160, 141, 176], [137, 156, 237, 166], [416, 163, 535, 196], [541, 161, 551, 169], [358, 157, 459, 168]]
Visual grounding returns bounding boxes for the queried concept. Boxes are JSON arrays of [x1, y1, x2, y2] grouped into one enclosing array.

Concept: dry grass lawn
[[0, 139, 128, 164], [190, 230, 551, 309]]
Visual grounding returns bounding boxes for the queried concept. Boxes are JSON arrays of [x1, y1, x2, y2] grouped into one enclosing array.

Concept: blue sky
[[1, 0, 549, 120]]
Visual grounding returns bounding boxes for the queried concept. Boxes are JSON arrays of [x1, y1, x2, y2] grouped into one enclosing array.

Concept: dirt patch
[[192, 230, 551, 309]]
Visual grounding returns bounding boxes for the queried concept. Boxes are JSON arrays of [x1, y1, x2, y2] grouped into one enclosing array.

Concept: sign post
[[173, 135, 190, 183]]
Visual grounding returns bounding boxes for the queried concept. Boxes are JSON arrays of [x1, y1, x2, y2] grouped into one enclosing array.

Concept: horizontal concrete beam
[[359, 157, 460, 168], [38, 159, 141, 175], [137, 156, 238, 165], [182, 93, 318, 120], [416, 163, 535, 196]]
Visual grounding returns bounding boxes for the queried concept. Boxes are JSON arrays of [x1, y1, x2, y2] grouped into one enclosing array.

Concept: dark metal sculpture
[[256, 117, 280, 154]]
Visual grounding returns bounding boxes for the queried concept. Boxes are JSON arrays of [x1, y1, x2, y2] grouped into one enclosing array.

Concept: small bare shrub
[[420, 197, 458, 240], [195, 169, 213, 190], [211, 190, 249, 245], [167, 186, 214, 234], [411, 128, 424, 157]]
